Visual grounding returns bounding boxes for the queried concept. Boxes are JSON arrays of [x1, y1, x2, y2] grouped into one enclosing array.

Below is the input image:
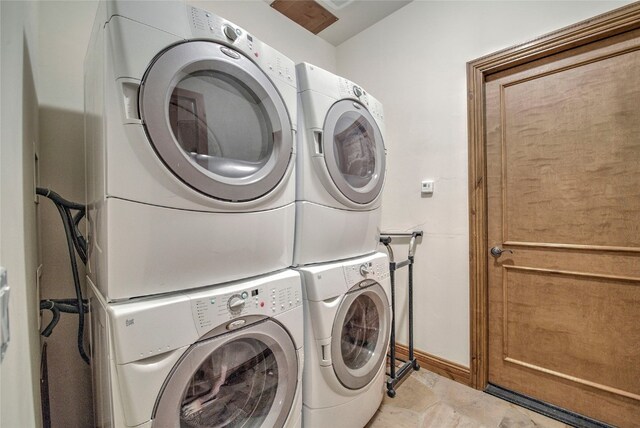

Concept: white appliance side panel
[[298, 262, 348, 303], [106, 17, 183, 81], [302, 363, 385, 426], [104, 199, 295, 300], [284, 348, 304, 428], [116, 347, 187, 428], [293, 201, 380, 266], [87, 279, 113, 428], [108, 293, 196, 365], [303, 298, 342, 342], [106, 0, 190, 39], [273, 304, 304, 350]]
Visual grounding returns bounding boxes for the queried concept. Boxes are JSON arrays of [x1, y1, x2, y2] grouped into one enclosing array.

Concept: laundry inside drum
[[180, 338, 279, 427]]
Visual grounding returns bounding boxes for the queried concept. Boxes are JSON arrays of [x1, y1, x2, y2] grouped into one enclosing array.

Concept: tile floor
[[366, 369, 571, 428]]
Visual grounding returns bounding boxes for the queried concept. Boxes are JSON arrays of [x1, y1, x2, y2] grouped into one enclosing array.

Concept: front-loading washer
[[294, 63, 387, 266], [85, 0, 298, 301], [88, 269, 303, 428], [296, 252, 391, 427]]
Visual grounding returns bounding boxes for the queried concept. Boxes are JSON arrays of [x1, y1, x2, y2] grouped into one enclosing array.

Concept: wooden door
[[483, 26, 640, 427]]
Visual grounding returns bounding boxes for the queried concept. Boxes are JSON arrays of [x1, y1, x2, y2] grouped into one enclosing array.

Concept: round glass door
[[140, 41, 293, 202], [331, 281, 390, 390], [323, 100, 385, 205], [153, 321, 297, 428]]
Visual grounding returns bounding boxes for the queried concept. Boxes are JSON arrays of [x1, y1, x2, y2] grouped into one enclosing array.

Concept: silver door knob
[[490, 246, 513, 257]]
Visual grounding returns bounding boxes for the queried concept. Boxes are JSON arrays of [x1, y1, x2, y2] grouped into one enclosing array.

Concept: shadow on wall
[[38, 106, 93, 427]]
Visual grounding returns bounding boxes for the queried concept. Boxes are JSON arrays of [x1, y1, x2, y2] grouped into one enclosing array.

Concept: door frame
[[466, 2, 640, 390]]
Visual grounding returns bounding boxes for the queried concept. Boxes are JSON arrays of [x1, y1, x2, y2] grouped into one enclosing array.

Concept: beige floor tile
[[365, 405, 421, 428], [421, 402, 487, 428], [382, 375, 439, 413], [372, 370, 569, 428], [426, 375, 509, 426], [502, 404, 568, 428]]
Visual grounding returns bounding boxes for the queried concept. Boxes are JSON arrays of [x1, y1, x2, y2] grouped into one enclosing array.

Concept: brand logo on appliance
[[125, 318, 134, 327]]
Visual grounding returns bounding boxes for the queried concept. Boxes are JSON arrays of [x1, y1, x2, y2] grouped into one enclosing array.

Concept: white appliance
[[85, 0, 298, 301], [89, 269, 303, 428], [294, 63, 386, 266], [297, 252, 391, 427]]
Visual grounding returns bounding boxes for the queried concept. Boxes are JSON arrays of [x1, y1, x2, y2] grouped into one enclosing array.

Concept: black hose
[[37, 187, 90, 364], [36, 188, 85, 211], [40, 299, 88, 338]]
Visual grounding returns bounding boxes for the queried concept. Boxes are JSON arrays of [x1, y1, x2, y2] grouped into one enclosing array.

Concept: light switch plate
[[421, 180, 434, 194]]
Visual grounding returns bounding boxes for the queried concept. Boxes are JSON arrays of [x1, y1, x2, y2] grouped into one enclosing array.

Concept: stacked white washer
[[84, 1, 303, 427], [295, 63, 391, 427]]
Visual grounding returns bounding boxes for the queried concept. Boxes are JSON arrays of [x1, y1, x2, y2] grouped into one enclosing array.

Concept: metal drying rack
[[379, 230, 423, 398]]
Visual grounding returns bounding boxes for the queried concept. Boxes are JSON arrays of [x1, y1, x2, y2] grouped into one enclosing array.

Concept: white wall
[[0, 1, 42, 426], [34, 1, 335, 426], [336, 0, 632, 367]]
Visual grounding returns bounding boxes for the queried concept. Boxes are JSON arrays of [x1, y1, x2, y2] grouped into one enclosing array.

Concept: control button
[[205, 12, 211, 17], [353, 86, 362, 97], [241, 291, 248, 299], [228, 295, 245, 313], [223, 25, 238, 41], [260, 301, 265, 307]]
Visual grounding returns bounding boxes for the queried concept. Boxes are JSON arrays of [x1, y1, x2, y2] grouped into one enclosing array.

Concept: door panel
[[486, 27, 640, 427]]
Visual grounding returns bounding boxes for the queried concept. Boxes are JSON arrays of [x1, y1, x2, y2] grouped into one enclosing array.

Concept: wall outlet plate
[[421, 180, 434, 194]]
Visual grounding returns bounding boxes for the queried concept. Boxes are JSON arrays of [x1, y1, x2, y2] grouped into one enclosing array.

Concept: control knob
[[223, 25, 238, 42], [228, 294, 245, 313], [359, 264, 370, 276]]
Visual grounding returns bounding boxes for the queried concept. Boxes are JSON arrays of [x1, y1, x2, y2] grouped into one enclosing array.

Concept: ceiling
[[266, 0, 412, 46]]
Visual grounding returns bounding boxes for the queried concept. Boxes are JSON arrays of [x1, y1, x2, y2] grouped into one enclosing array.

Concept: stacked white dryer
[[294, 63, 392, 427], [84, 1, 304, 427]]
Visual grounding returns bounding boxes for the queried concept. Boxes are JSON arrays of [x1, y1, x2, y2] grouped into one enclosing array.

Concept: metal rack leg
[[408, 258, 420, 371], [388, 267, 396, 382]]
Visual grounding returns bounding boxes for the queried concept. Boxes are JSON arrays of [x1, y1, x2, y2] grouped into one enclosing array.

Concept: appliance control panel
[[336, 77, 384, 122], [343, 253, 390, 285], [188, 6, 296, 89], [189, 278, 302, 336]]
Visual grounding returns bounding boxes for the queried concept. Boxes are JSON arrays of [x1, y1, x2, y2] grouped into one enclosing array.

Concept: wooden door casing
[[469, 4, 640, 427]]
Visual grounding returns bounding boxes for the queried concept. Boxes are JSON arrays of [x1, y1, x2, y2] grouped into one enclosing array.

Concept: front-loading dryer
[[297, 252, 391, 427], [88, 269, 303, 428], [294, 63, 386, 266], [85, 0, 298, 300]]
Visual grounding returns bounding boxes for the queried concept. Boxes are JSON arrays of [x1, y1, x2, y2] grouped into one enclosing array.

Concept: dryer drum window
[[322, 100, 385, 205], [333, 112, 376, 189], [140, 41, 293, 202], [169, 70, 274, 179]]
